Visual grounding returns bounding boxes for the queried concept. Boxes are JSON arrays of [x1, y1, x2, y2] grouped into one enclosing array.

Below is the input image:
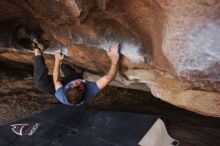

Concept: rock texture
[[0, 0, 219, 117]]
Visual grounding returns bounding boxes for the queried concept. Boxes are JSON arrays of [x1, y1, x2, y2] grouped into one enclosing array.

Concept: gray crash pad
[[0, 105, 159, 146]]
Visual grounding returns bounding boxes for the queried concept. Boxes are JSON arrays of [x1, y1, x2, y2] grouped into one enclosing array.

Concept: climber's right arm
[[53, 50, 64, 90]]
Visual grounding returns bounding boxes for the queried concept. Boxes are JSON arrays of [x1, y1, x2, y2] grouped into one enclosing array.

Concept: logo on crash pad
[[11, 123, 40, 136]]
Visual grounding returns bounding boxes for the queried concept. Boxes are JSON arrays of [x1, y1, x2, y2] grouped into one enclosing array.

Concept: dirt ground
[[0, 60, 220, 146]]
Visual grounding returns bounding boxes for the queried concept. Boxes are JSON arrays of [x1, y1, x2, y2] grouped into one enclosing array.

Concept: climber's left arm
[[96, 43, 119, 90]]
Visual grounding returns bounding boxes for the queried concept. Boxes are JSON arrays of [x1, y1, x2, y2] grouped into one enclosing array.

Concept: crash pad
[[0, 105, 179, 146]]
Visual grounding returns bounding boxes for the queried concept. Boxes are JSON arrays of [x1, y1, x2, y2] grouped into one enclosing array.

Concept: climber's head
[[57, 79, 85, 106], [66, 79, 85, 105]]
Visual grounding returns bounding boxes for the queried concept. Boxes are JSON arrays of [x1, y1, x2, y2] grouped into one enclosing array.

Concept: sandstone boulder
[[0, 0, 219, 117]]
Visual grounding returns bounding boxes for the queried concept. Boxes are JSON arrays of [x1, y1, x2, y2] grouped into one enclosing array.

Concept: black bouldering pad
[[0, 105, 158, 146]]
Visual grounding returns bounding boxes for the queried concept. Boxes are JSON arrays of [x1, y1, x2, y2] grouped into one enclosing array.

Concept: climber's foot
[[15, 25, 45, 51]]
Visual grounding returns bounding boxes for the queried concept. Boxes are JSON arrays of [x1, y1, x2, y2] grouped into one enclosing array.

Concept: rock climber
[[16, 26, 120, 106]]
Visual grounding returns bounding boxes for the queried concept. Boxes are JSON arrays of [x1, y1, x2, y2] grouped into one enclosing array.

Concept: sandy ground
[[0, 60, 220, 146]]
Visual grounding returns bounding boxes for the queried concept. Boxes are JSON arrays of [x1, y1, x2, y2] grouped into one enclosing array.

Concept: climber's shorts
[[33, 55, 83, 94]]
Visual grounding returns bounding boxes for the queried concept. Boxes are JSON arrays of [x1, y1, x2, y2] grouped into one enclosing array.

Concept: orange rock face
[[0, 0, 219, 117]]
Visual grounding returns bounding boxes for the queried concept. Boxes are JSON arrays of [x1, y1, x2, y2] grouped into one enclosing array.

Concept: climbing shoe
[[15, 25, 44, 51]]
